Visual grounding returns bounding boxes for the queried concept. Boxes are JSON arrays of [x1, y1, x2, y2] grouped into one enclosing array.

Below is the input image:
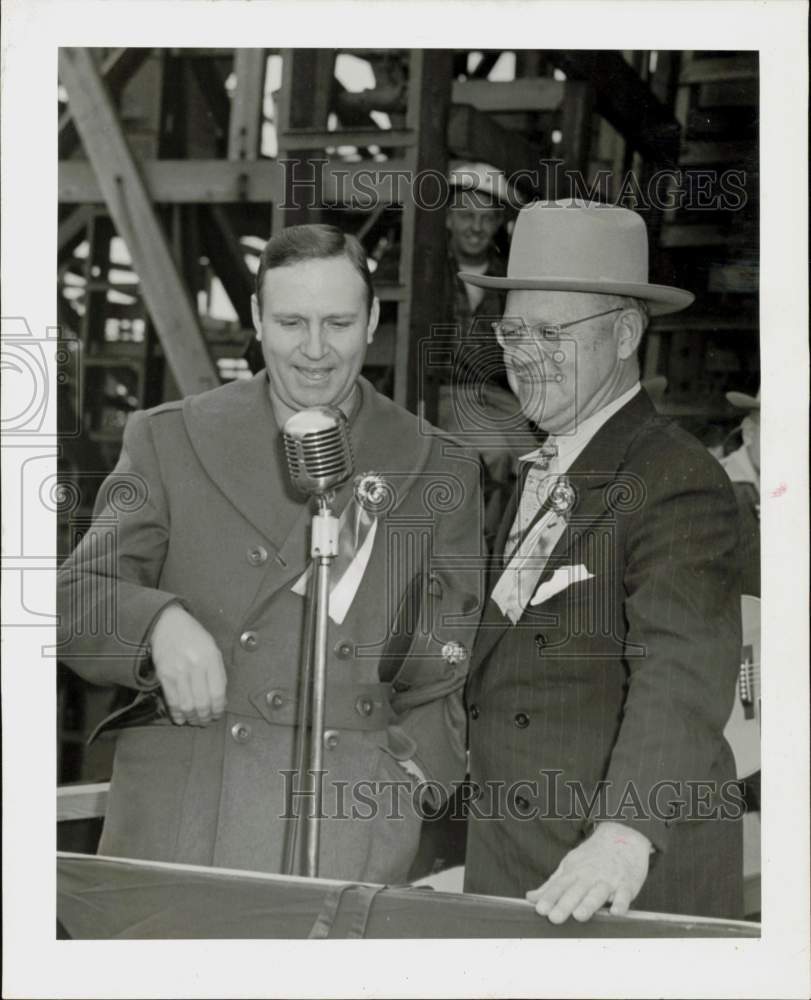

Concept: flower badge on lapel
[[441, 640, 467, 666], [549, 476, 576, 516], [353, 471, 393, 515]]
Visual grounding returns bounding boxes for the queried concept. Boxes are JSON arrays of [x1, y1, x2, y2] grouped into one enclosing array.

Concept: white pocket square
[[530, 564, 594, 606]]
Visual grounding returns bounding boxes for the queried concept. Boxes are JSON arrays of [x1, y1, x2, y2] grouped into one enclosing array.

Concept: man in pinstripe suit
[[459, 202, 744, 921]]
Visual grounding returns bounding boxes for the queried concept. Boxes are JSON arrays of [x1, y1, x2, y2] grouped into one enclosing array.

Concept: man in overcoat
[[57, 224, 483, 883], [461, 202, 744, 920]]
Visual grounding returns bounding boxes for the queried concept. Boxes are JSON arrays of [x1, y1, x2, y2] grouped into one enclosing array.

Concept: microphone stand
[[304, 491, 340, 878]]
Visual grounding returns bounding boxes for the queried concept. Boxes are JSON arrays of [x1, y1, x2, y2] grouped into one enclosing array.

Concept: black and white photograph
[[2, 1, 808, 997]]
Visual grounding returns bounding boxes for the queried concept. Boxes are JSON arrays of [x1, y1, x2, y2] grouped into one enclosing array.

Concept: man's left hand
[[526, 822, 651, 923]]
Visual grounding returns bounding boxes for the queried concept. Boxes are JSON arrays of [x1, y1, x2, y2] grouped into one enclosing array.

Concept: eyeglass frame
[[492, 306, 625, 345]]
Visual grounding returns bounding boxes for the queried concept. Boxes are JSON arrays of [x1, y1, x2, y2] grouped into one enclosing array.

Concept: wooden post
[[395, 49, 453, 416], [59, 47, 219, 396]]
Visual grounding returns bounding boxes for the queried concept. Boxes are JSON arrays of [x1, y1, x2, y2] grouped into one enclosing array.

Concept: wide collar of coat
[[182, 372, 434, 573], [474, 388, 659, 668]]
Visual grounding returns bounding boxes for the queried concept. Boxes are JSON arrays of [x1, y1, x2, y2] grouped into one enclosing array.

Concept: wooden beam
[[58, 206, 94, 256], [698, 79, 758, 108], [679, 54, 758, 85], [452, 78, 565, 113], [679, 140, 755, 166], [448, 104, 542, 178], [58, 48, 219, 396], [59, 48, 152, 160], [558, 81, 594, 174], [396, 49, 453, 414], [57, 782, 109, 821], [59, 159, 283, 203], [547, 50, 681, 166], [200, 205, 255, 329], [660, 223, 746, 248], [228, 49, 266, 161]]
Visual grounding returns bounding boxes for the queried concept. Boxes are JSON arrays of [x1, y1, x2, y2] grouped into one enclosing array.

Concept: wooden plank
[[228, 49, 267, 161], [396, 49, 452, 415], [679, 54, 758, 85], [558, 80, 594, 174], [651, 312, 757, 333], [57, 782, 109, 822], [708, 263, 758, 294], [59, 159, 283, 203], [273, 49, 336, 233], [660, 224, 742, 248], [279, 127, 415, 150], [452, 78, 565, 112], [448, 103, 542, 179], [58, 48, 219, 396], [698, 78, 758, 108], [547, 50, 681, 166], [200, 205, 255, 329], [59, 48, 152, 159], [680, 140, 755, 165]]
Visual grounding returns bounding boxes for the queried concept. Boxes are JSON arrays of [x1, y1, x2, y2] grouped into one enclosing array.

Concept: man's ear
[[615, 309, 644, 361], [250, 294, 262, 341], [366, 297, 381, 344]]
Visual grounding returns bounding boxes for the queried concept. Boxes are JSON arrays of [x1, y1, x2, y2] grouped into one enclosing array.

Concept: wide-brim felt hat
[[726, 388, 760, 410], [459, 200, 694, 316]]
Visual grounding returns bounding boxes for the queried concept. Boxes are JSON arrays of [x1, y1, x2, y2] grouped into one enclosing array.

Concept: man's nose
[[470, 215, 485, 234], [300, 324, 328, 360]]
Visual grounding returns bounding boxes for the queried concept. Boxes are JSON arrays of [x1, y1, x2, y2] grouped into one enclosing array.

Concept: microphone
[[283, 406, 354, 497]]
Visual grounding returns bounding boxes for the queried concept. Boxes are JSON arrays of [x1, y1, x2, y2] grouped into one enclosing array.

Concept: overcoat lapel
[[183, 372, 434, 605], [470, 390, 657, 672]]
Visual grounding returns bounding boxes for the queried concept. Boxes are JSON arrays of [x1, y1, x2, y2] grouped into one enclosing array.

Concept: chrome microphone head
[[283, 406, 354, 496]]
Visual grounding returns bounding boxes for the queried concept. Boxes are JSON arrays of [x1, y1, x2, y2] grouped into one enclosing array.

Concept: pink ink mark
[[770, 482, 787, 498]]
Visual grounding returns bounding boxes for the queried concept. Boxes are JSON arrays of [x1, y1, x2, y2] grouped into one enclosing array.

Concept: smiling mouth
[[295, 367, 333, 383]]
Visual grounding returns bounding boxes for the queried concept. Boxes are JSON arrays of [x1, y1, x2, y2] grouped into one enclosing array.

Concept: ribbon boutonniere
[[291, 471, 392, 624]]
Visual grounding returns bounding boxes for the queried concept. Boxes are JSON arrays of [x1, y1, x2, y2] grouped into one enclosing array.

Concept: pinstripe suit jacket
[[464, 390, 744, 918]]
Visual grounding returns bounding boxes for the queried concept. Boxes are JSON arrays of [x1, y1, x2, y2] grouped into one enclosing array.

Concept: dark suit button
[[514, 712, 530, 729], [240, 630, 258, 652], [355, 696, 374, 717], [470, 704, 480, 720], [515, 795, 530, 811], [534, 633, 547, 651], [334, 640, 353, 660], [247, 545, 268, 566], [230, 722, 252, 744], [265, 690, 285, 709]]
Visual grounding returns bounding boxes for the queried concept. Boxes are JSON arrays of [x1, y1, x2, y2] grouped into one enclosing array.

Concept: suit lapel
[[470, 389, 657, 672]]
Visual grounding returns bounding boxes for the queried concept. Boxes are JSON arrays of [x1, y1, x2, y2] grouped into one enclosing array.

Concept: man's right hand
[[150, 604, 227, 726]]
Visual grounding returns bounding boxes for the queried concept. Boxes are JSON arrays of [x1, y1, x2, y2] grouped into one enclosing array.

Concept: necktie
[[503, 440, 558, 560], [492, 479, 573, 624]]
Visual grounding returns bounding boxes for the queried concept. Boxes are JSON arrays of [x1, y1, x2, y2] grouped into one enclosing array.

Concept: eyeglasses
[[492, 306, 624, 345]]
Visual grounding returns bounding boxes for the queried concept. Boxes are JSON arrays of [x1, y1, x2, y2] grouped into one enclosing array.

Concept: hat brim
[[457, 273, 694, 316], [726, 392, 760, 410]]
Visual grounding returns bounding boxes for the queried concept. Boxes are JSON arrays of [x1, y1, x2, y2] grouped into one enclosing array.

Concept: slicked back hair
[[255, 224, 374, 315]]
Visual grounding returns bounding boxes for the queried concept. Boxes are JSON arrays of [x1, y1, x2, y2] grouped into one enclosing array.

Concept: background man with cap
[[438, 162, 538, 545], [462, 201, 743, 921]]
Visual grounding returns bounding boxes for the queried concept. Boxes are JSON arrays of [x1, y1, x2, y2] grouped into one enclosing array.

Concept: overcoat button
[[230, 722, 251, 744], [240, 630, 258, 651], [324, 729, 340, 749], [266, 690, 285, 709], [514, 712, 530, 729], [470, 704, 480, 720], [247, 545, 268, 566], [334, 640, 353, 660], [355, 696, 374, 717], [534, 633, 547, 650]]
